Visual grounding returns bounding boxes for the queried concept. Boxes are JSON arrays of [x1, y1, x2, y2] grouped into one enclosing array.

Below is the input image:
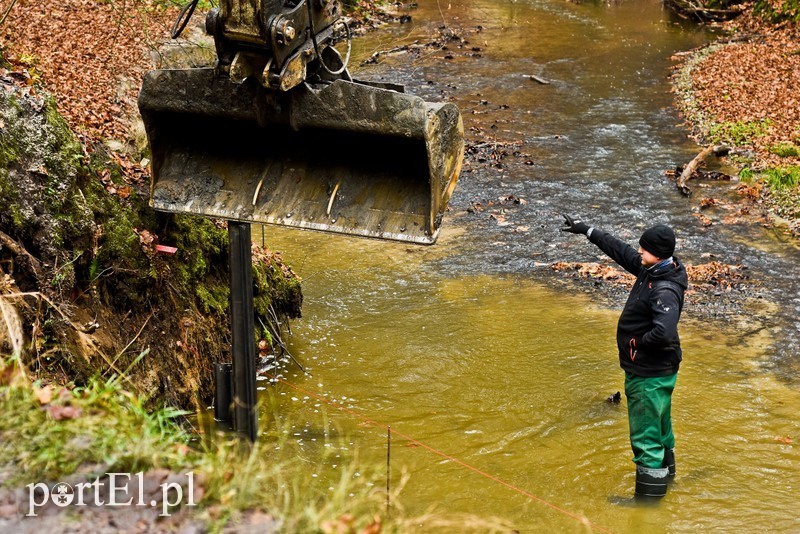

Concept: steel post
[[214, 362, 233, 426], [228, 222, 258, 441]]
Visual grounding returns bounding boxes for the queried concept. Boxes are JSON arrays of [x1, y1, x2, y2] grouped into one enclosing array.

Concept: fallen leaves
[[693, 212, 714, 226], [45, 403, 83, 421], [469, 195, 529, 228], [135, 228, 157, 253], [35, 384, 83, 420], [551, 262, 635, 286], [34, 384, 54, 405], [1, 0, 176, 163], [551, 260, 749, 295], [675, 176, 770, 228], [690, 34, 800, 171], [465, 138, 526, 170], [686, 261, 748, 292], [736, 182, 762, 201], [671, 9, 800, 236]]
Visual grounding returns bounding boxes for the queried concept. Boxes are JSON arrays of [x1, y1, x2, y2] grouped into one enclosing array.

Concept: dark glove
[[561, 214, 590, 235]]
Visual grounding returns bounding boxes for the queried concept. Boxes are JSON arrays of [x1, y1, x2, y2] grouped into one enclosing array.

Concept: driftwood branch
[[528, 74, 550, 85], [663, 0, 743, 21], [676, 145, 716, 196]]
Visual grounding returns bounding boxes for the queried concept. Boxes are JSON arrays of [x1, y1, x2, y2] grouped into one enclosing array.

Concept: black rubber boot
[[635, 465, 669, 500], [663, 448, 676, 478]]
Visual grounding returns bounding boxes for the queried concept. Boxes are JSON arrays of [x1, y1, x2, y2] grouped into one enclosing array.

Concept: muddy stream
[[244, 0, 800, 530]]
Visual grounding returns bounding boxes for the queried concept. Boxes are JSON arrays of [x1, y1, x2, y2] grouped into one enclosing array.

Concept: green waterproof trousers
[[624, 372, 677, 469]]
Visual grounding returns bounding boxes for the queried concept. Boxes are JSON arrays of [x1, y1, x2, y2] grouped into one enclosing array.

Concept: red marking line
[[266, 373, 615, 534]]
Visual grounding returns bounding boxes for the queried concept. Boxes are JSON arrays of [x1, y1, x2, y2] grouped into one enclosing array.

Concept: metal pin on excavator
[[138, 0, 464, 244]]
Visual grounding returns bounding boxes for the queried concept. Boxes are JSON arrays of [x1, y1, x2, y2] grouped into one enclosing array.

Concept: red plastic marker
[[155, 245, 178, 254]]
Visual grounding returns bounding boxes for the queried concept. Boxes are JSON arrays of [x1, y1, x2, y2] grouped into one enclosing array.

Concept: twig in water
[[386, 425, 391, 516], [528, 74, 550, 85], [435, 0, 447, 29], [261, 307, 306, 374]]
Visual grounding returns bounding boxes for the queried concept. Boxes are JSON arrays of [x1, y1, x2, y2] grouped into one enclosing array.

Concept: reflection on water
[[244, 0, 800, 529]]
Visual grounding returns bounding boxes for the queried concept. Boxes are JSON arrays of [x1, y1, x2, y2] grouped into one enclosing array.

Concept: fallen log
[[676, 145, 715, 196]]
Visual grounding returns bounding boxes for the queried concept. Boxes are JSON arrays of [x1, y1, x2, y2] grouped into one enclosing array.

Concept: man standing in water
[[560, 215, 688, 500]]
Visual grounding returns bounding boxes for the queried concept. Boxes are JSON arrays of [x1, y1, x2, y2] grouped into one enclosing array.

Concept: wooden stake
[[386, 425, 391, 515]]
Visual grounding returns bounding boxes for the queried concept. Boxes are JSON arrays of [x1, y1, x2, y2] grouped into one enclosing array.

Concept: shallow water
[[254, 228, 799, 531], [247, 0, 800, 529]]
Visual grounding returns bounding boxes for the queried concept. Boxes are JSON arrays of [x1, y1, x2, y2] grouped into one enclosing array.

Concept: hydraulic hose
[[305, 0, 351, 76], [171, 0, 200, 39]]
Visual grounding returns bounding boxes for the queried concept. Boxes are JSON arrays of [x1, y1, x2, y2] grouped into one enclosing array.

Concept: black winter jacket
[[588, 228, 688, 377]]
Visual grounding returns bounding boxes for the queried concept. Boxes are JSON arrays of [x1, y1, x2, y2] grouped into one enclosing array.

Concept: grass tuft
[[707, 119, 773, 146], [763, 166, 800, 189], [0, 350, 400, 531]]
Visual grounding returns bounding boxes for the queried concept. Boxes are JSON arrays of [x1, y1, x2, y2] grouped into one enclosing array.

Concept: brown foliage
[[551, 262, 636, 286], [1, 0, 176, 145], [552, 260, 748, 294], [679, 13, 800, 170]]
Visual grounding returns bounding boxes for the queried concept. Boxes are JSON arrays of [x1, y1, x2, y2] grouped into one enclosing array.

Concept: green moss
[[43, 95, 83, 179], [0, 170, 25, 229], [708, 119, 773, 146], [1, 95, 22, 228], [0, 142, 17, 168], [167, 215, 229, 312], [102, 210, 142, 261], [0, 130, 18, 168], [253, 252, 303, 320], [768, 142, 800, 158], [194, 284, 229, 314]]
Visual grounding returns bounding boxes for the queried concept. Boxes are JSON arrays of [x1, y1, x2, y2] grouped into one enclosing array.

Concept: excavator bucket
[[137, 68, 463, 244]]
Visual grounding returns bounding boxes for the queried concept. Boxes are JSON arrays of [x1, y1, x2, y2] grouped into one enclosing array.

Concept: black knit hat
[[639, 224, 676, 258]]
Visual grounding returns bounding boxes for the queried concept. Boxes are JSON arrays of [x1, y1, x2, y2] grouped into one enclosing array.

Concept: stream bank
[[2, 0, 799, 530], [0, 67, 302, 408], [670, 4, 800, 237]]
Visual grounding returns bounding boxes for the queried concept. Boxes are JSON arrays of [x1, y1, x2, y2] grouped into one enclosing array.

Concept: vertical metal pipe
[[229, 221, 258, 441], [214, 362, 233, 425]]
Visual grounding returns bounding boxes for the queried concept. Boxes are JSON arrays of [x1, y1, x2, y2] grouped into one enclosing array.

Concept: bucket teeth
[[138, 68, 463, 244]]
